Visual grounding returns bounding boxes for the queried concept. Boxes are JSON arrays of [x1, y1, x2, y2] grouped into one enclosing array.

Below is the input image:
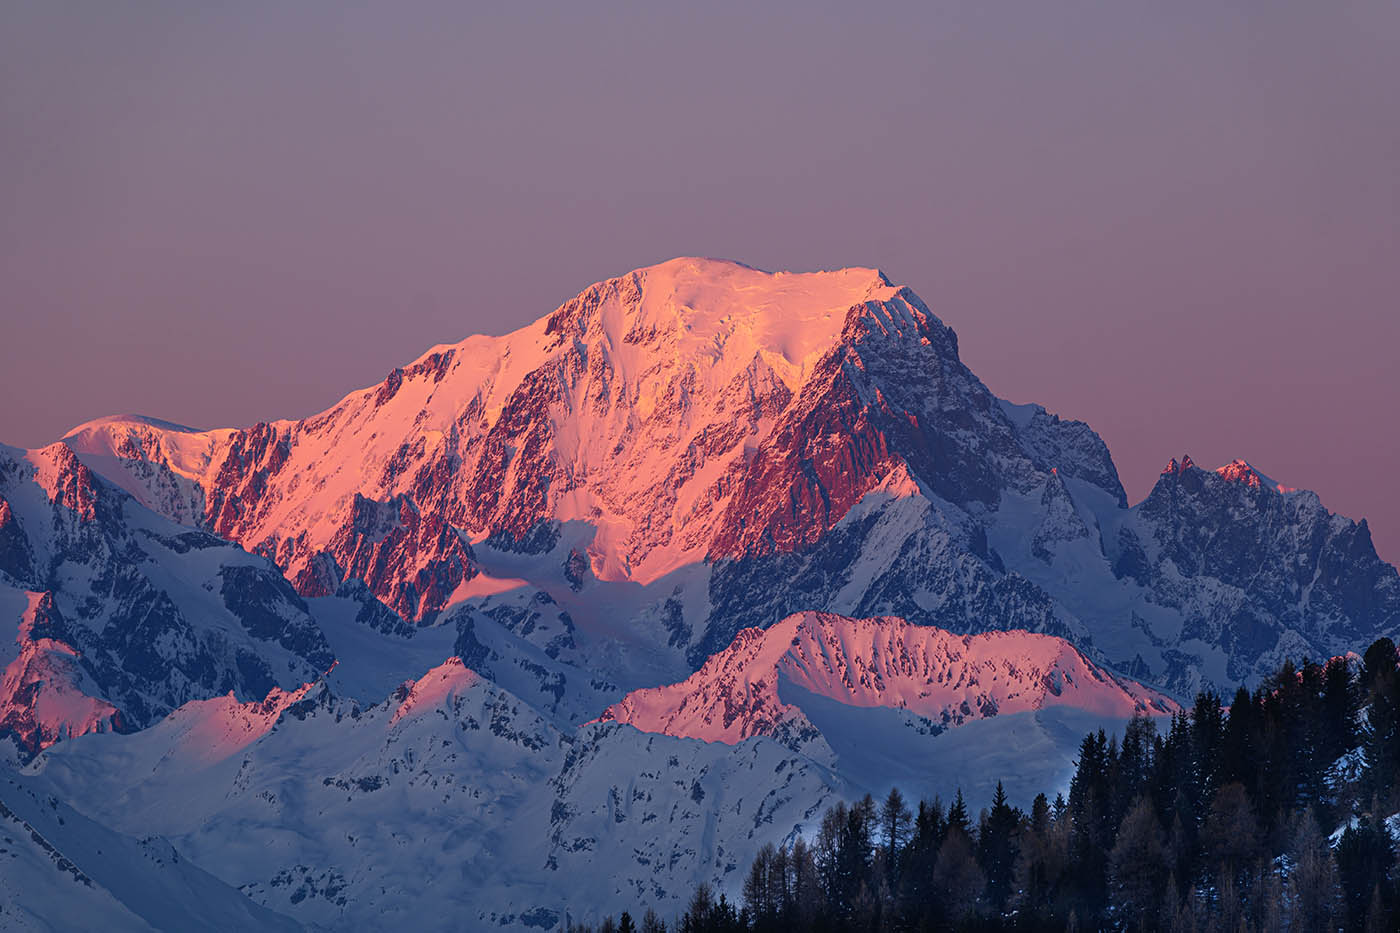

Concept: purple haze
[[2, 1, 1398, 558]]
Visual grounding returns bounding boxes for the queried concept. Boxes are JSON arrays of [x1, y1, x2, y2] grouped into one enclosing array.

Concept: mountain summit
[[54, 258, 1399, 696]]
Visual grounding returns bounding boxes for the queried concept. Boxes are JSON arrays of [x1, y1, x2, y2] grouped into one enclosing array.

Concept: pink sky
[[2, 1, 1397, 559]]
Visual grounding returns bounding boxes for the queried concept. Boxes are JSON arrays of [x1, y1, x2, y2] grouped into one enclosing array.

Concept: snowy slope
[[24, 658, 846, 930], [600, 612, 1176, 745], [18, 612, 1176, 928], [0, 774, 300, 931]]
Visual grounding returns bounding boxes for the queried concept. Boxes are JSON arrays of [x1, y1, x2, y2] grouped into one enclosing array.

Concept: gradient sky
[[3, 1, 1398, 558]]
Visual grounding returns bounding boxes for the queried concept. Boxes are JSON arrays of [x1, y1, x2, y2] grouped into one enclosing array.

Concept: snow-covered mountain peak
[[599, 612, 1177, 746], [1215, 458, 1295, 494], [54, 258, 959, 601], [38, 254, 1391, 704], [389, 657, 480, 724], [63, 414, 204, 439], [533, 256, 904, 396]]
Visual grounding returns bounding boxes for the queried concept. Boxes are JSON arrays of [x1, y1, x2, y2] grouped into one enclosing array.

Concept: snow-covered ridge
[[38, 256, 1397, 701], [59, 258, 914, 603], [600, 612, 1177, 745], [1214, 457, 1296, 494]]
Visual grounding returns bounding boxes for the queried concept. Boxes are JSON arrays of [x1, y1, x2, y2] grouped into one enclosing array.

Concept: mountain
[[21, 614, 1171, 929], [61, 258, 1399, 696], [600, 611, 1175, 745], [1110, 457, 1400, 686], [21, 655, 844, 930], [0, 442, 334, 758], [3, 256, 1397, 928]]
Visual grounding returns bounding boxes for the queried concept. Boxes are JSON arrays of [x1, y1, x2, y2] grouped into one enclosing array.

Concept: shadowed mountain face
[[60, 258, 1397, 697], [0, 442, 333, 757]]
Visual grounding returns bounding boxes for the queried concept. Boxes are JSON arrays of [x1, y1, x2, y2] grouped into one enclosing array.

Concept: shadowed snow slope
[[0, 774, 301, 931]]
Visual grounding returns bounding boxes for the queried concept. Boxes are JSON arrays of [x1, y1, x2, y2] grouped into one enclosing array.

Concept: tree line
[[572, 638, 1400, 932]]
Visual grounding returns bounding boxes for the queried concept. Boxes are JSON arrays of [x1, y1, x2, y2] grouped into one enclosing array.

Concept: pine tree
[[680, 883, 714, 933], [880, 786, 911, 885], [1360, 637, 1397, 697], [1189, 691, 1224, 810], [947, 788, 971, 839], [1287, 809, 1339, 933], [1108, 796, 1169, 930], [1336, 816, 1395, 932], [1068, 730, 1113, 919], [1201, 782, 1262, 893], [743, 843, 779, 928], [787, 837, 822, 928], [1321, 654, 1358, 763], [1031, 792, 1050, 836], [1362, 639, 1400, 809], [932, 824, 984, 923], [1218, 686, 1257, 791], [900, 798, 942, 910], [979, 780, 1019, 911]]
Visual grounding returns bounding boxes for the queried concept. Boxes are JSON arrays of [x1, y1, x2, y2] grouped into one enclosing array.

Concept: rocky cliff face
[[0, 442, 334, 756], [1104, 456, 1400, 686]]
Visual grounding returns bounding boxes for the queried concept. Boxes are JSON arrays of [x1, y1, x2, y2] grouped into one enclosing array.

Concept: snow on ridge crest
[[1215, 458, 1296, 494], [55, 257, 933, 594], [599, 611, 1178, 745], [389, 657, 480, 725]]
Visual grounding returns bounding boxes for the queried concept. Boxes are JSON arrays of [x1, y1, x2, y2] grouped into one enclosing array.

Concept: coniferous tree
[[742, 843, 780, 930], [978, 780, 1019, 912], [1336, 816, 1395, 932], [1189, 691, 1224, 811], [1362, 638, 1400, 809], [788, 837, 822, 929], [1288, 809, 1340, 933], [679, 884, 713, 933], [1030, 792, 1050, 836], [1218, 686, 1256, 792], [1108, 796, 1169, 931], [899, 797, 942, 910], [932, 823, 983, 924], [879, 786, 911, 886], [1322, 654, 1359, 761], [1068, 730, 1113, 920], [1202, 782, 1263, 898], [946, 788, 971, 838], [1014, 791, 1073, 927], [1360, 638, 1397, 696]]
